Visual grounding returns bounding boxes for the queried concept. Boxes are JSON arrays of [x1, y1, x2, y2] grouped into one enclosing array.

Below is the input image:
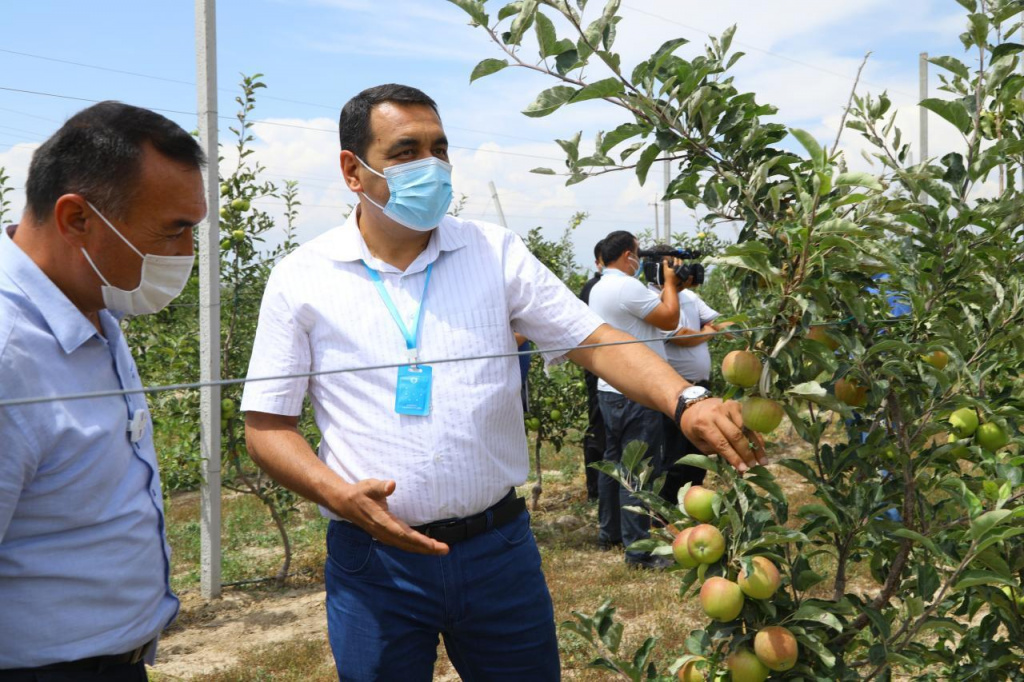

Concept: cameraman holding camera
[[587, 231, 683, 569], [644, 244, 727, 504]]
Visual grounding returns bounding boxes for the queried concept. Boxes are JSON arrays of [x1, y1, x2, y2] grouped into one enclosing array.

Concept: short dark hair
[[593, 239, 604, 263], [601, 231, 636, 264], [338, 84, 440, 159], [25, 101, 205, 222]]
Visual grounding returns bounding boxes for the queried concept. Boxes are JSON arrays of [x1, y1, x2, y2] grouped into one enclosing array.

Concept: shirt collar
[[325, 207, 468, 274], [1, 225, 102, 354]]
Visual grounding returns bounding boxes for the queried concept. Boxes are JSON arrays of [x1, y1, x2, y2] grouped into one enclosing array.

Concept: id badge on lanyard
[[363, 261, 434, 416]]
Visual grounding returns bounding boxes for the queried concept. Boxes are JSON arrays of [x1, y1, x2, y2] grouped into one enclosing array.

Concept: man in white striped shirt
[[241, 84, 766, 681]]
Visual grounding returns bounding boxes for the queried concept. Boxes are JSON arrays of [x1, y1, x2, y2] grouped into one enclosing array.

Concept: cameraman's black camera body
[[638, 248, 705, 286]]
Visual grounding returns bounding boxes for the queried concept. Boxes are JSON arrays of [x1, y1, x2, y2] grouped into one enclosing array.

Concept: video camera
[[638, 248, 705, 286]]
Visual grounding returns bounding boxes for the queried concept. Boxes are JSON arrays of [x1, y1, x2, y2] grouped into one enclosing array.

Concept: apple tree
[[127, 74, 318, 585], [450, 0, 1024, 678]]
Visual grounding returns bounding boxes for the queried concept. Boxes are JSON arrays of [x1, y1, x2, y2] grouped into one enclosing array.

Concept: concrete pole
[[196, 0, 222, 600], [488, 181, 508, 229], [919, 52, 928, 164], [662, 158, 671, 242]]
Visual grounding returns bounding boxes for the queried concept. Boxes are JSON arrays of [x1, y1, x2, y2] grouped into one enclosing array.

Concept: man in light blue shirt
[[0, 102, 206, 680]]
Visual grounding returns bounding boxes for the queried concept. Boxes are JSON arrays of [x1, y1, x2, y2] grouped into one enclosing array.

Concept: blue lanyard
[[363, 261, 433, 361]]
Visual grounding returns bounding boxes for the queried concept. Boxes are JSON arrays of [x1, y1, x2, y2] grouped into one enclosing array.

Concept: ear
[[339, 150, 364, 193], [53, 194, 93, 248]]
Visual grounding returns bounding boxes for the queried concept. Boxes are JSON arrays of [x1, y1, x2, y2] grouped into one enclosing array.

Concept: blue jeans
[[597, 391, 665, 562], [325, 510, 560, 681]]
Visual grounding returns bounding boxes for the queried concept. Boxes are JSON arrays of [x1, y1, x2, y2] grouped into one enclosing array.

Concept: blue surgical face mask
[[357, 156, 454, 231]]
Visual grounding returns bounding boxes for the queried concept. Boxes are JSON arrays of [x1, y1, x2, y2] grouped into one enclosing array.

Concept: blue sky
[[0, 0, 975, 263]]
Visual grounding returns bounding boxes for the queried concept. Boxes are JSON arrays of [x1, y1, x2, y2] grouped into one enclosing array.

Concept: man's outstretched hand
[[679, 398, 768, 474]]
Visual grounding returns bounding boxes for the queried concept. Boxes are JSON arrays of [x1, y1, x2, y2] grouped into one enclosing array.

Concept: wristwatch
[[674, 385, 713, 425]]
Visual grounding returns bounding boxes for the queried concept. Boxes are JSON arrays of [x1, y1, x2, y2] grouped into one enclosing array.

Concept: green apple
[[721, 350, 761, 388], [671, 527, 699, 568], [232, 230, 246, 242], [754, 625, 799, 671], [699, 576, 744, 621], [742, 397, 784, 434], [687, 524, 725, 564], [834, 377, 868, 408], [219, 183, 230, 197], [549, 409, 562, 421], [738, 556, 781, 600], [219, 206, 230, 220], [726, 648, 769, 682], [976, 422, 1009, 452], [948, 407, 979, 438], [683, 486, 716, 522], [677, 656, 706, 682], [922, 350, 949, 370], [526, 417, 540, 432], [231, 197, 251, 212], [220, 398, 237, 418]]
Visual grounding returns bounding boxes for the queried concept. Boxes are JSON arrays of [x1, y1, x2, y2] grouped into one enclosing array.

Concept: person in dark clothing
[[578, 241, 604, 502]]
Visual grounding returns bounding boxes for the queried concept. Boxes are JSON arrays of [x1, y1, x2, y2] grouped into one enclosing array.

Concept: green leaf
[[928, 55, 970, 80], [834, 171, 882, 191], [790, 128, 824, 168], [797, 632, 836, 668], [522, 85, 577, 117], [954, 0, 976, 10], [555, 49, 581, 75], [970, 508, 1014, 540], [991, 42, 1024, 61], [634, 143, 661, 185], [789, 604, 844, 632], [530, 167, 557, 175], [920, 97, 971, 134], [571, 77, 624, 103], [891, 528, 945, 562], [534, 10, 558, 58], [600, 122, 643, 154], [447, 0, 489, 26], [469, 58, 508, 83], [954, 569, 1018, 590]]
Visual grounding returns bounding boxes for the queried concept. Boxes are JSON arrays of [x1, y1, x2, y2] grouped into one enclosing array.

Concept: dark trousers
[[659, 380, 709, 505], [0, 661, 147, 681], [597, 391, 665, 561], [582, 371, 605, 501]]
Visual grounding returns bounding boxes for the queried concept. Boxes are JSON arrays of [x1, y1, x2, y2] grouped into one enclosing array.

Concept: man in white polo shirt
[[587, 231, 684, 568], [241, 84, 765, 681]]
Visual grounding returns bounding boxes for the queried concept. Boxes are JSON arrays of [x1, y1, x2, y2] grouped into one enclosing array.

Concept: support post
[[196, 0, 222, 600]]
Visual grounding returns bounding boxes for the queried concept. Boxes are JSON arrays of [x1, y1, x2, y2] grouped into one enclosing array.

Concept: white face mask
[[81, 201, 195, 317]]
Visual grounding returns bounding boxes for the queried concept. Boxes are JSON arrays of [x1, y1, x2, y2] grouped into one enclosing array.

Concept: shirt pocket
[[437, 307, 508, 350]]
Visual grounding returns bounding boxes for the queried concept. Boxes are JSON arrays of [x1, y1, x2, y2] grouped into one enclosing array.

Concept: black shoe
[[598, 538, 622, 552], [625, 554, 674, 571]]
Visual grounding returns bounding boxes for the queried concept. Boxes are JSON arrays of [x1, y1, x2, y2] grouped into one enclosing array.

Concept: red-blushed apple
[[976, 422, 1009, 451], [834, 377, 868, 407], [742, 397, 784, 434], [922, 350, 949, 369], [807, 325, 840, 351], [721, 350, 761, 388], [672, 527, 699, 568], [683, 486, 716, 522], [738, 556, 781, 599], [948, 407, 979, 438], [754, 625, 799, 671], [687, 524, 725, 564], [699, 576, 744, 621], [677, 656, 706, 682], [726, 647, 769, 682]]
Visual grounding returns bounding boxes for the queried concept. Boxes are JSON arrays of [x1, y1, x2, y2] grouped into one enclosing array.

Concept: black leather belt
[[0, 640, 152, 676], [412, 489, 526, 545]]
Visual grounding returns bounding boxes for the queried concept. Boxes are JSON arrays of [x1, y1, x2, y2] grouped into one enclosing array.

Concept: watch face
[[682, 386, 710, 400]]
